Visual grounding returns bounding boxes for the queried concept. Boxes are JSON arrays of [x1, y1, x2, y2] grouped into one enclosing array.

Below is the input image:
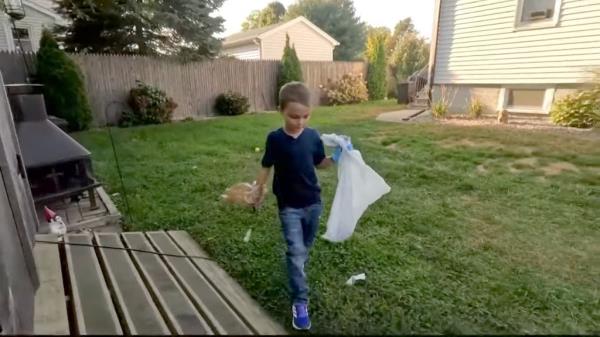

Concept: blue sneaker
[[292, 303, 311, 330]]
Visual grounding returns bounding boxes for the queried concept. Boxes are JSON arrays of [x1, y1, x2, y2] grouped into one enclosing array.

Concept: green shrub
[[431, 101, 448, 119], [468, 97, 483, 119], [120, 80, 177, 127], [277, 34, 303, 99], [550, 87, 600, 128], [431, 85, 456, 119], [36, 30, 92, 131], [214, 91, 250, 116], [367, 40, 387, 100], [321, 73, 369, 106]]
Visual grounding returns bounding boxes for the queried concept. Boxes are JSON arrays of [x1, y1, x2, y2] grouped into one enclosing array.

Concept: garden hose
[[104, 101, 135, 227]]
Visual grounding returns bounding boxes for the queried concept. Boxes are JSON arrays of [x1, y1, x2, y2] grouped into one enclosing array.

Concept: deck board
[[65, 234, 122, 335], [33, 235, 69, 335], [121, 232, 212, 335], [168, 230, 286, 335], [146, 231, 253, 335], [94, 233, 170, 335]]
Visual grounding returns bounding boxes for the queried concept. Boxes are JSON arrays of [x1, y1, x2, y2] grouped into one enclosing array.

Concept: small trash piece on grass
[[345, 273, 366, 285], [243, 228, 252, 242]]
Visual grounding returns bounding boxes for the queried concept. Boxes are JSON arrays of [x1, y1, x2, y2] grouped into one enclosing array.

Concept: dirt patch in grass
[[386, 143, 399, 150], [437, 115, 597, 132], [506, 158, 581, 176], [438, 138, 536, 156], [438, 138, 503, 149], [508, 157, 540, 173], [476, 164, 488, 174], [540, 162, 580, 176]]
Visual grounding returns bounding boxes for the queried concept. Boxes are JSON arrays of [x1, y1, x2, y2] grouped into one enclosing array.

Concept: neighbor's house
[[428, 0, 600, 115], [0, 0, 65, 52], [222, 16, 340, 61]]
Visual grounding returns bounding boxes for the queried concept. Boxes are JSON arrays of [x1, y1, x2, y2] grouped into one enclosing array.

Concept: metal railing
[[407, 66, 428, 103]]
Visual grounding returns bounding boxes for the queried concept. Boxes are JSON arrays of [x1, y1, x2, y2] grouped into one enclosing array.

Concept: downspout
[[427, 0, 443, 106], [253, 38, 262, 59]]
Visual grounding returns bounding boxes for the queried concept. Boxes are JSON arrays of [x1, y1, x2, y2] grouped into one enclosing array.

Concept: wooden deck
[[33, 230, 286, 335]]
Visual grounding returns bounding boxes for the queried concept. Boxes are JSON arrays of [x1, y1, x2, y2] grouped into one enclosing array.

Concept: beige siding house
[[222, 16, 339, 61], [429, 0, 600, 114], [0, 0, 65, 52]]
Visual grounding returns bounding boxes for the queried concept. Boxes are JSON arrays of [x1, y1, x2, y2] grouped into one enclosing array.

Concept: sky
[[215, 0, 435, 40]]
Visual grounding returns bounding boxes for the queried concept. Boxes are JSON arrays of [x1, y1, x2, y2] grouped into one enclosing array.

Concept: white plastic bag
[[321, 134, 391, 242]]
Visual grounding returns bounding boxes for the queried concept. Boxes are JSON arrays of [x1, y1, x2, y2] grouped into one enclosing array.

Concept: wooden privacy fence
[[0, 51, 366, 126], [0, 51, 36, 84]]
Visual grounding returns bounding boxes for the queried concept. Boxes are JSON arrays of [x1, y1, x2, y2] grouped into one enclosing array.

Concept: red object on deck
[[44, 206, 57, 222]]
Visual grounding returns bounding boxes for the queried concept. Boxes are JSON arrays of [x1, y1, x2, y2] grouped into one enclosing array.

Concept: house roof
[[223, 16, 339, 48]]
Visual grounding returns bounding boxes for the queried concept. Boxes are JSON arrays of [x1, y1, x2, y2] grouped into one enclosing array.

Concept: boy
[[252, 82, 348, 330]]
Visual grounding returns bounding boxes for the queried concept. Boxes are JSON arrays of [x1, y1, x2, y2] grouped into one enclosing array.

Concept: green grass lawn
[[75, 101, 600, 334]]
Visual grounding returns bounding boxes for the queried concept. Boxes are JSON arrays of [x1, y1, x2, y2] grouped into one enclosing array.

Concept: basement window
[[507, 89, 545, 110]]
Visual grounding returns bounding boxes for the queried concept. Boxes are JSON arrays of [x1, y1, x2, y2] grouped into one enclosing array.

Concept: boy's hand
[[332, 142, 354, 163], [250, 183, 266, 208], [252, 167, 270, 208]]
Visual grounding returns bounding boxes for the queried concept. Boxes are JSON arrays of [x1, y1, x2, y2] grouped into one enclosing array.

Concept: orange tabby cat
[[221, 181, 267, 207]]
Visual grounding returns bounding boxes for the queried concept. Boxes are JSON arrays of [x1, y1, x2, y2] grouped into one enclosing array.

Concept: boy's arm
[[256, 166, 270, 186], [317, 157, 334, 169], [253, 166, 271, 207]]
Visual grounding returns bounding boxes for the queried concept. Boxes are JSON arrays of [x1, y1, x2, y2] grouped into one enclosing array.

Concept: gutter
[[222, 37, 261, 50], [427, 0, 443, 105], [253, 38, 262, 59]]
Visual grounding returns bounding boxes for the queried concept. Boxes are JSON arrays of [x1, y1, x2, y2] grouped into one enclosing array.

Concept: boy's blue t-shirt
[[261, 127, 326, 209]]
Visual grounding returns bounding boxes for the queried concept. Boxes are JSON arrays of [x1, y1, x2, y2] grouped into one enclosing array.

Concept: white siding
[[31, 0, 56, 9], [0, 19, 12, 51], [435, 0, 600, 84], [260, 21, 334, 61], [223, 44, 260, 60], [0, 5, 58, 52]]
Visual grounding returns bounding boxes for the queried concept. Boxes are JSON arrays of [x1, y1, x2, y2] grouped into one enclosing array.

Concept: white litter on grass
[[345, 273, 366, 285], [243, 228, 252, 242]]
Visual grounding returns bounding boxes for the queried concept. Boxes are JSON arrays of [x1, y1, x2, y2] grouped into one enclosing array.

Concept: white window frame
[[11, 26, 33, 53], [514, 0, 562, 31], [497, 87, 556, 114]]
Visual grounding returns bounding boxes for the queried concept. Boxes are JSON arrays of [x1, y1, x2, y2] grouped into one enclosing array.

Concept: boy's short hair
[[279, 82, 311, 111]]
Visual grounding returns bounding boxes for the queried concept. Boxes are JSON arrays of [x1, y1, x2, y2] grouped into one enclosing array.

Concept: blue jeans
[[279, 203, 322, 305]]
